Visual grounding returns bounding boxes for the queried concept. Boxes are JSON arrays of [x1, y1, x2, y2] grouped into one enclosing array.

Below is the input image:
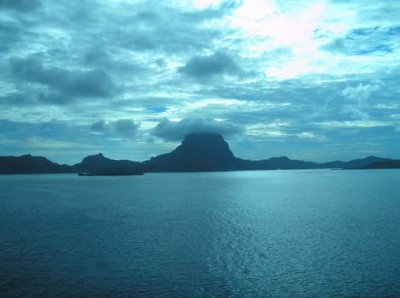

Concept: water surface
[[1, 170, 399, 297]]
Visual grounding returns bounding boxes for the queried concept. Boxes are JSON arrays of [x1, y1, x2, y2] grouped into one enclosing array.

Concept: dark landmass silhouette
[[75, 153, 143, 175], [354, 159, 400, 169], [328, 156, 389, 169], [0, 154, 74, 174], [142, 133, 237, 172], [0, 133, 399, 174], [141, 134, 397, 172]]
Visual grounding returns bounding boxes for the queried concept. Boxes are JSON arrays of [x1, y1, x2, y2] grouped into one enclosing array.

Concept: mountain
[[75, 153, 143, 175], [315, 156, 392, 169], [341, 156, 389, 169], [0, 153, 143, 175], [141, 133, 336, 172], [142, 134, 397, 172], [355, 159, 400, 169], [0, 154, 74, 174], [142, 133, 237, 172], [1, 134, 399, 174], [236, 156, 320, 170]]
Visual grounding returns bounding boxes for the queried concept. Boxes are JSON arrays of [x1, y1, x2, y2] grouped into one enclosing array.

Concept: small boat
[[78, 172, 92, 176]]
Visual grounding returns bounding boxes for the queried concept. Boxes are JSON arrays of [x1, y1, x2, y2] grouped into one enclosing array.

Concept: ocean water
[[0, 170, 399, 297]]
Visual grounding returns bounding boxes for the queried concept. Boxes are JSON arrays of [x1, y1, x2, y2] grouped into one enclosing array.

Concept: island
[[0, 133, 399, 175]]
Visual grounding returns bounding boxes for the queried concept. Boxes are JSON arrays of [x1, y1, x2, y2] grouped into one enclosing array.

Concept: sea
[[0, 169, 399, 297]]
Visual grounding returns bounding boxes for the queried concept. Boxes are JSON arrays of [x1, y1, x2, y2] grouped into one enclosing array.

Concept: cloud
[[179, 52, 241, 80], [341, 83, 379, 102], [152, 117, 243, 141], [322, 27, 396, 56], [113, 119, 139, 137], [90, 120, 107, 133], [9, 56, 118, 104], [0, 0, 41, 11], [340, 83, 380, 119], [90, 119, 139, 137], [317, 120, 391, 129], [0, 92, 32, 106], [0, 0, 400, 161]]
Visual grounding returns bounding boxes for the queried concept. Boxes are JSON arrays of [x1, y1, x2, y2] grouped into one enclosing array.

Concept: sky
[[0, 0, 399, 164]]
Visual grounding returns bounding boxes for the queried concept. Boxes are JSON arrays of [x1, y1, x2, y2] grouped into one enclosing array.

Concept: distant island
[[76, 154, 143, 176], [0, 133, 399, 175]]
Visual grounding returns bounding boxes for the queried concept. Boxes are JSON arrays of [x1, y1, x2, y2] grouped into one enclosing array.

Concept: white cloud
[[341, 83, 379, 102], [318, 120, 391, 128], [340, 83, 380, 119]]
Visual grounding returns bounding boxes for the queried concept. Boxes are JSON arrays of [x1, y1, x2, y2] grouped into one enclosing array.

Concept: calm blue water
[[0, 170, 399, 297]]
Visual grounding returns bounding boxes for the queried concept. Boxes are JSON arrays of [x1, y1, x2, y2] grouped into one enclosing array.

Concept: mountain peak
[[77, 153, 140, 173], [176, 133, 235, 160], [82, 153, 105, 161], [143, 133, 236, 172], [182, 133, 225, 143]]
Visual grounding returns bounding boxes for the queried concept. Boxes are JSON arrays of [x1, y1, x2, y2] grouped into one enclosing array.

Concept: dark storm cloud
[[0, 0, 236, 107], [0, 0, 41, 11], [152, 117, 243, 141], [113, 119, 139, 137], [90, 119, 139, 138], [98, 1, 234, 55], [120, 17, 220, 54], [90, 120, 107, 133], [179, 52, 241, 80], [9, 56, 118, 104], [0, 22, 23, 53], [0, 92, 32, 106], [83, 47, 145, 77]]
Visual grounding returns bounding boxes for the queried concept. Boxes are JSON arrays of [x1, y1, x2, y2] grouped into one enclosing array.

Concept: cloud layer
[[152, 117, 243, 141], [179, 52, 241, 81], [0, 0, 399, 163]]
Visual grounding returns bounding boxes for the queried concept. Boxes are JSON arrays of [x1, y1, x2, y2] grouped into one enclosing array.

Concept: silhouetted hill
[[75, 153, 143, 175], [354, 159, 400, 169], [0, 154, 74, 174], [0, 153, 143, 175], [142, 134, 397, 172], [315, 156, 388, 169], [236, 156, 321, 170], [343, 156, 389, 169], [143, 133, 385, 172], [142, 133, 237, 172], [1, 135, 399, 174]]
